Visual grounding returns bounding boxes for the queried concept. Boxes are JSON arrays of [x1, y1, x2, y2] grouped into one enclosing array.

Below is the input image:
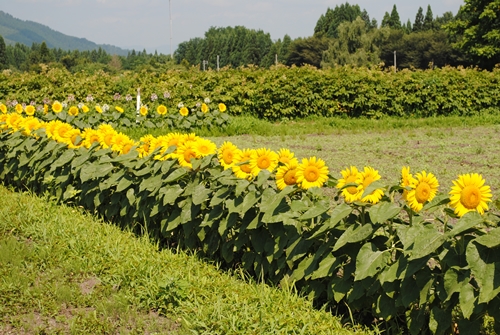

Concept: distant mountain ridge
[[0, 10, 130, 56]]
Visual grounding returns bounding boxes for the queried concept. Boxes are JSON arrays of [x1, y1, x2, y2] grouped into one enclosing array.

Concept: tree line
[[0, 37, 174, 73], [0, 0, 498, 72], [174, 0, 499, 70]]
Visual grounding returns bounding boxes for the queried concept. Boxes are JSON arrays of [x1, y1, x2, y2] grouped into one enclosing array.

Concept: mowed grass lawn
[[0, 186, 371, 335]]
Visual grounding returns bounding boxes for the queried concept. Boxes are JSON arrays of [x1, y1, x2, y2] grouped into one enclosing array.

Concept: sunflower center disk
[[415, 182, 431, 204], [346, 176, 358, 195], [461, 185, 481, 209], [241, 164, 252, 173], [258, 157, 270, 169], [223, 151, 233, 164], [305, 167, 319, 182], [284, 170, 297, 185]]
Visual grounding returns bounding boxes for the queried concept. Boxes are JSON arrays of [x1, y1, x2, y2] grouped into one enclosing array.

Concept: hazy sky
[[1, 0, 463, 54]]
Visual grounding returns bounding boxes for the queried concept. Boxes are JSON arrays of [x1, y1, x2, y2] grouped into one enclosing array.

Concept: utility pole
[[394, 51, 397, 73], [217, 55, 219, 71], [202, 60, 208, 71], [169, 0, 173, 59], [275, 54, 278, 66]]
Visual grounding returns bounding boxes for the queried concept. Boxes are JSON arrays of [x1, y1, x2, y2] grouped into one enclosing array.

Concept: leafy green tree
[[379, 29, 405, 68], [413, 7, 425, 32], [286, 36, 330, 67], [435, 12, 455, 29], [321, 17, 383, 67], [389, 5, 402, 29], [445, 0, 500, 69], [0, 35, 6, 70], [423, 5, 435, 30]]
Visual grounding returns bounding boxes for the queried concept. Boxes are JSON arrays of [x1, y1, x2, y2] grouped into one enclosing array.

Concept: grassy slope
[[0, 186, 370, 335]]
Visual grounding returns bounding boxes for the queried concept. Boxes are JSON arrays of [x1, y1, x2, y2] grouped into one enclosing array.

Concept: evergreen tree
[[39, 41, 53, 63], [381, 12, 391, 28], [423, 5, 434, 30], [389, 5, 402, 29], [413, 7, 425, 32], [0, 35, 7, 70], [314, 3, 371, 38], [404, 19, 413, 34]]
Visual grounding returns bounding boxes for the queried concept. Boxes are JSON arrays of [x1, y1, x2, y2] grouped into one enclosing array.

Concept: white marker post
[[136, 87, 141, 123]]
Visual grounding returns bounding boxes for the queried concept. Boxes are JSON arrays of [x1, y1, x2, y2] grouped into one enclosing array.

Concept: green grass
[[0, 186, 371, 335], [121, 113, 500, 139]]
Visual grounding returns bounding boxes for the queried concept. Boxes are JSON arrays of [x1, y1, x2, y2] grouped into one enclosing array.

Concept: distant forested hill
[[0, 11, 130, 56]]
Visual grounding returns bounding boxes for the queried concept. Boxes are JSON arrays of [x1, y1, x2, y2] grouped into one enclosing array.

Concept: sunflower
[[111, 133, 135, 154], [193, 138, 217, 157], [53, 123, 74, 142], [176, 141, 200, 169], [201, 103, 209, 113], [337, 166, 363, 203], [218, 141, 239, 169], [0, 114, 8, 130], [151, 133, 184, 160], [182, 133, 199, 144], [296, 157, 329, 189], [43, 104, 49, 114], [218, 103, 227, 112], [52, 101, 63, 113], [81, 128, 101, 148], [0, 103, 7, 114], [250, 148, 279, 175], [157, 105, 167, 115], [97, 124, 118, 149], [179, 107, 189, 116], [66, 129, 83, 149], [449, 173, 492, 217], [276, 160, 299, 190], [277, 148, 297, 165], [110, 133, 131, 152], [359, 166, 384, 204], [15, 104, 23, 114], [43, 120, 60, 139], [115, 106, 124, 113], [140, 106, 148, 116], [81, 105, 90, 113], [400, 166, 414, 201], [95, 105, 103, 113], [19, 117, 42, 136], [25, 105, 35, 116], [232, 148, 256, 180], [406, 171, 439, 212], [68, 106, 79, 116], [5, 113, 24, 132], [136, 134, 155, 157]]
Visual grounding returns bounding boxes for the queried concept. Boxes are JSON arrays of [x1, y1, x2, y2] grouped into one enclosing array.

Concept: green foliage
[[2, 65, 500, 123], [413, 7, 425, 32], [445, 0, 500, 69], [1, 122, 500, 334], [321, 17, 382, 68], [0, 186, 365, 335], [313, 3, 373, 38], [174, 26, 276, 69], [287, 36, 330, 67]]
